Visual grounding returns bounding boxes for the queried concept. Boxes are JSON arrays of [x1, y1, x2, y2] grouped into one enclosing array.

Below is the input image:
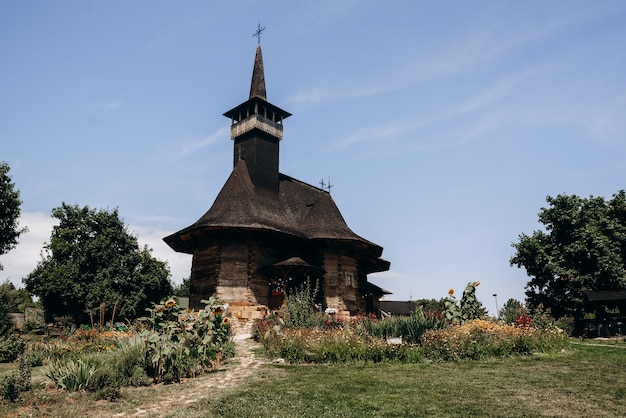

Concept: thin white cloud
[[454, 65, 550, 114], [174, 127, 228, 162], [289, 82, 395, 106], [292, 3, 622, 108], [100, 100, 124, 110], [447, 107, 512, 148], [340, 123, 412, 147], [422, 3, 621, 78], [336, 58, 562, 151]]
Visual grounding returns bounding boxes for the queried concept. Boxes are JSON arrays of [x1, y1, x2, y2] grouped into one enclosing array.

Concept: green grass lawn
[[2, 341, 625, 417], [182, 342, 626, 418]]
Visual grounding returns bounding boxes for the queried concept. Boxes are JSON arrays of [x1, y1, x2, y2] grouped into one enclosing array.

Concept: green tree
[[0, 280, 33, 312], [0, 162, 27, 270], [499, 298, 526, 325], [24, 204, 173, 324], [413, 298, 446, 316], [510, 191, 626, 319], [0, 299, 13, 335], [173, 277, 190, 298]]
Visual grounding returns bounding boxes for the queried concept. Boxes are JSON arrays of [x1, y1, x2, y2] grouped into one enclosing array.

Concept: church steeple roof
[[222, 44, 292, 134], [249, 45, 267, 100]]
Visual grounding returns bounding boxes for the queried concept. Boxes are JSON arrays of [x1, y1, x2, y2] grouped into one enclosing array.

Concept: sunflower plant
[[444, 282, 486, 325], [139, 297, 234, 383]]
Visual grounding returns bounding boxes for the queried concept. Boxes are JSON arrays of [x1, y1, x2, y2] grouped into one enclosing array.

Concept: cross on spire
[[319, 177, 333, 193], [253, 22, 266, 44]]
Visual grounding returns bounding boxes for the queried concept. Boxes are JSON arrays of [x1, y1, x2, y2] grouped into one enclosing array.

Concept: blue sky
[[2, 1, 625, 313]]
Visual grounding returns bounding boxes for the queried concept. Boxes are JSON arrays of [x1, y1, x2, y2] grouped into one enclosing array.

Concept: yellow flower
[[448, 288, 455, 296], [474, 281, 481, 287], [221, 317, 230, 326], [165, 299, 176, 308]]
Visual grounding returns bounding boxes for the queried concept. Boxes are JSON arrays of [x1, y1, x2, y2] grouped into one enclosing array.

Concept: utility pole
[[493, 293, 499, 320]]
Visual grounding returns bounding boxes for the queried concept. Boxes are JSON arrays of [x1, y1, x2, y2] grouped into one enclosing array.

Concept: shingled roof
[[164, 160, 389, 272], [249, 44, 267, 100]]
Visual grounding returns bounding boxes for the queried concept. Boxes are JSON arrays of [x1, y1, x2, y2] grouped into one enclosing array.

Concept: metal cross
[[319, 177, 333, 193], [253, 23, 266, 44]]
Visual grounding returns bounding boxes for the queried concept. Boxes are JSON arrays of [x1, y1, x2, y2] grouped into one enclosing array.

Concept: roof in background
[[380, 300, 417, 316]]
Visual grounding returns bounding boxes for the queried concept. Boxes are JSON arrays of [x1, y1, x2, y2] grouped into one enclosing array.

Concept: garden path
[[119, 332, 269, 417]]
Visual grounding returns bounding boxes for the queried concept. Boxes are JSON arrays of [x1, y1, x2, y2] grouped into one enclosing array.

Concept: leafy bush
[[357, 308, 445, 344], [108, 337, 151, 387], [87, 365, 120, 393], [20, 346, 44, 367], [0, 334, 25, 363], [95, 386, 122, 402], [0, 358, 31, 402], [23, 319, 45, 334], [0, 374, 20, 402]]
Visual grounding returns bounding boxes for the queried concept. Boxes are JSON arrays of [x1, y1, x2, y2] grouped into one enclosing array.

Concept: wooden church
[[164, 43, 390, 320]]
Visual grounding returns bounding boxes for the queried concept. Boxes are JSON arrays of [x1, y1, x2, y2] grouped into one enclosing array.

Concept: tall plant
[[139, 297, 233, 383], [444, 282, 486, 324], [284, 279, 319, 328]]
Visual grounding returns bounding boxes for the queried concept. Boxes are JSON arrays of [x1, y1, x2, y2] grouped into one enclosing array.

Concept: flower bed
[[256, 316, 567, 364]]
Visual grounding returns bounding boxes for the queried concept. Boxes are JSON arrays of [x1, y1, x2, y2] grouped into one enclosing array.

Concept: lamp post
[[493, 293, 499, 319]]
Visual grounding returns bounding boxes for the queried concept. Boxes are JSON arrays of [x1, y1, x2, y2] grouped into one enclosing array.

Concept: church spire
[[249, 44, 267, 101], [222, 35, 291, 193]]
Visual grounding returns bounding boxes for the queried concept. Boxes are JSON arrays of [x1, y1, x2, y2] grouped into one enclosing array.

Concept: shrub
[[252, 312, 284, 342], [0, 357, 31, 402], [109, 337, 151, 387], [23, 319, 45, 335], [95, 386, 122, 402], [87, 365, 119, 393], [20, 346, 44, 367], [0, 334, 25, 363], [0, 374, 20, 402]]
